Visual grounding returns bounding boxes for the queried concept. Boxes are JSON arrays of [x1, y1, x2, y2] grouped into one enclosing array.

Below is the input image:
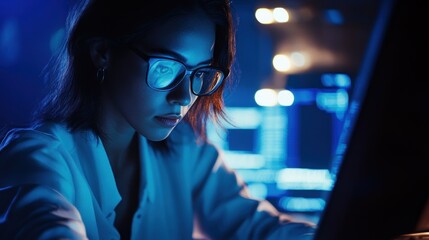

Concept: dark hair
[[34, 0, 236, 140]]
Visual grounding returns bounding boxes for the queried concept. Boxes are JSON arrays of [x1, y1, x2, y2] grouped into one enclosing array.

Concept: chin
[[140, 128, 174, 142]]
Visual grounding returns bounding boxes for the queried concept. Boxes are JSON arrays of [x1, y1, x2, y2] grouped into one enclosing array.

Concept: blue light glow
[[289, 89, 315, 105], [49, 28, 65, 53], [224, 107, 262, 129], [0, 19, 19, 66], [323, 9, 344, 25], [276, 168, 333, 190], [321, 73, 351, 88], [316, 89, 349, 113], [223, 151, 265, 169], [247, 183, 268, 200], [279, 197, 326, 212], [257, 107, 288, 168], [235, 169, 278, 183]]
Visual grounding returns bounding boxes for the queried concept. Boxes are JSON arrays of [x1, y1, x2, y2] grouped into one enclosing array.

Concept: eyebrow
[[146, 47, 212, 68]]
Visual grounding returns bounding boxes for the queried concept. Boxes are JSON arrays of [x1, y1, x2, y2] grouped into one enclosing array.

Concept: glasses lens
[[147, 59, 185, 89], [192, 68, 224, 95]]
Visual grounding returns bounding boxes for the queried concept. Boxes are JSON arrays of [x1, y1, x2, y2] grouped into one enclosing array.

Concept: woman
[[0, 0, 316, 239]]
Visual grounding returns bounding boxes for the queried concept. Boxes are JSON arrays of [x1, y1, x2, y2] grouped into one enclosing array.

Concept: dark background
[[0, 0, 385, 224]]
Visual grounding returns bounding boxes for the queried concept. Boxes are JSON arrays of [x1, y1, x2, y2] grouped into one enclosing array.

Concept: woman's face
[[102, 10, 215, 141]]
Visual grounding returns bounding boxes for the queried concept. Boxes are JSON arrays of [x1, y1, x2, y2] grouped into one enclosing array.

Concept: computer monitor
[[314, 0, 427, 239]]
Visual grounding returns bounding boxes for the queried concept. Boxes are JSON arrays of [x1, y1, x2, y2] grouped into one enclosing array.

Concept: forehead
[[135, 10, 216, 67]]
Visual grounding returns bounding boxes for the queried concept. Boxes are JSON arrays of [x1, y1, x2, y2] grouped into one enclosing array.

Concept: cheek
[[109, 78, 162, 116], [104, 59, 158, 114]]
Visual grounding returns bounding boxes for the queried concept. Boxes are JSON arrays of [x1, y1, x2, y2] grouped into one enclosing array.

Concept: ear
[[88, 38, 111, 69]]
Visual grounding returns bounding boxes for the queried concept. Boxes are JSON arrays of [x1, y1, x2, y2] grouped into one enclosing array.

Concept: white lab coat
[[0, 121, 315, 239]]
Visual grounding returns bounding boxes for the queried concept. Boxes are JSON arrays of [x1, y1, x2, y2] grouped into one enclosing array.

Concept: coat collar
[[37, 122, 123, 218], [138, 135, 156, 203], [81, 132, 122, 217], [81, 132, 157, 215]]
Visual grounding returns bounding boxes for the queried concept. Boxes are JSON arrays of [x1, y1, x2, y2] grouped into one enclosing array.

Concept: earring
[[97, 67, 105, 83]]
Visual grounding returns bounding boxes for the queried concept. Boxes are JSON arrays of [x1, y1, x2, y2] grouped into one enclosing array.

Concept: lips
[[155, 114, 181, 128]]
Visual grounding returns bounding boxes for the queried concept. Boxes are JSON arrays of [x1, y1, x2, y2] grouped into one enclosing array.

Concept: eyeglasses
[[127, 46, 227, 96]]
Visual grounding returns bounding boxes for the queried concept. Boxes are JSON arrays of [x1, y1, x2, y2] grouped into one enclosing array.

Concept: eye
[[195, 69, 213, 79], [195, 71, 204, 78], [155, 65, 173, 75]]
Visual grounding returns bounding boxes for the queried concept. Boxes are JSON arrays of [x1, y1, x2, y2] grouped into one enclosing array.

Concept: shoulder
[[0, 123, 61, 151], [0, 122, 77, 199], [2, 121, 72, 140], [0, 121, 70, 162], [0, 122, 86, 152]]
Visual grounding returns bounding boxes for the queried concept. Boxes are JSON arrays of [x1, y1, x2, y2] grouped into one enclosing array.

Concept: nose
[[167, 75, 193, 106]]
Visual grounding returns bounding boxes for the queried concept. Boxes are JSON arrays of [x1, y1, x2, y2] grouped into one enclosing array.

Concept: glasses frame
[[127, 46, 228, 96]]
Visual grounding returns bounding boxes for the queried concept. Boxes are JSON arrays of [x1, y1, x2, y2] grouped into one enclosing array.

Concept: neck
[[98, 95, 139, 173], [101, 127, 137, 171]]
